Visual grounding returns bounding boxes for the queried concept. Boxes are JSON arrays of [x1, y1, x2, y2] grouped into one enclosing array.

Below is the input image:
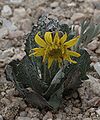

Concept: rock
[[93, 10, 100, 24], [12, 8, 26, 23], [50, 2, 59, 8], [83, 118, 92, 120], [1, 102, 19, 120], [31, 118, 39, 120], [90, 56, 98, 62], [16, 117, 31, 120], [12, 97, 27, 110], [67, 2, 76, 7], [96, 109, 100, 115], [56, 112, 66, 120], [10, 0, 23, 5], [72, 92, 78, 99], [91, 0, 100, 10], [1, 5, 12, 18], [71, 13, 86, 21], [26, 8, 32, 15], [0, 27, 8, 39], [0, 39, 12, 50], [87, 40, 98, 51], [6, 88, 16, 97], [20, 111, 27, 117], [72, 107, 81, 114], [0, 115, 3, 120], [78, 0, 84, 2], [43, 112, 53, 120], [1, 98, 11, 106], [27, 108, 40, 118], [95, 45, 100, 54], [20, 19, 32, 33], [1, 47, 15, 59], [94, 62, 100, 76], [14, 8, 26, 18], [8, 30, 24, 39], [87, 75, 100, 96], [2, 19, 17, 32]]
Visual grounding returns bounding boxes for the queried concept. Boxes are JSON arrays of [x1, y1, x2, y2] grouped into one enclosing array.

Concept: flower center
[[48, 48, 62, 58]]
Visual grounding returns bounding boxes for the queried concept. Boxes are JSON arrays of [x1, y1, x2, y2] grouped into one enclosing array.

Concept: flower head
[[30, 32, 80, 68]]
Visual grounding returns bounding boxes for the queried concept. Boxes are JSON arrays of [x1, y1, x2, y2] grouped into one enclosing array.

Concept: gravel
[[0, 0, 100, 120]]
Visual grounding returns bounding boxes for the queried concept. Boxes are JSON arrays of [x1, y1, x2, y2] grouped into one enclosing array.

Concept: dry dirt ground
[[0, 0, 100, 120]]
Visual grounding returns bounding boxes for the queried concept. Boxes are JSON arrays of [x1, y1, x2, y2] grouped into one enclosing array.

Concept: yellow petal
[[35, 32, 46, 47], [64, 55, 77, 64], [64, 36, 80, 48], [33, 48, 44, 56], [44, 32, 52, 44], [60, 33, 67, 44], [48, 57, 54, 69], [54, 32, 59, 44], [61, 46, 65, 54], [66, 50, 81, 57]]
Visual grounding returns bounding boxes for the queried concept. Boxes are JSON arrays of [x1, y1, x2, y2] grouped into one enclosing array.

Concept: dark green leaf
[[48, 85, 63, 109], [5, 55, 48, 94]]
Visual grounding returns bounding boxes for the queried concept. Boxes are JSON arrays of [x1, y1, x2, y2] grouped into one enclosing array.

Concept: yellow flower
[[30, 32, 81, 69]]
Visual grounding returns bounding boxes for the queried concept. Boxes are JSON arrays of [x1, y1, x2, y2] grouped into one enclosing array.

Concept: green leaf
[[64, 49, 91, 93], [23, 89, 52, 109], [77, 19, 100, 48], [5, 55, 48, 94], [48, 85, 64, 109], [44, 67, 65, 99], [60, 24, 71, 34]]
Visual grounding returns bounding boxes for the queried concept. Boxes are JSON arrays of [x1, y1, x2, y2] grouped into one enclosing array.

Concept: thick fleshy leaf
[[35, 33, 46, 47], [44, 32, 52, 44], [5, 56, 48, 94], [44, 67, 65, 99], [48, 85, 63, 109], [64, 36, 79, 48], [64, 49, 91, 93]]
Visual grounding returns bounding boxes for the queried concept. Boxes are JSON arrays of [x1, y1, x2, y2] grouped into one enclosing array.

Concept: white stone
[[1, 5, 12, 17], [10, 0, 23, 4], [8, 30, 24, 39], [87, 40, 98, 51], [94, 62, 100, 76], [96, 109, 100, 115], [20, 19, 32, 33], [27, 108, 40, 118], [95, 45, 100, 54], [14, 8, 26, 18], [31, 118, 39, 120], [83, 118, 92, 120], [3, 19, 17, 31], [0, 27, 8, 39], [87, 75, 100, 96], [67, 2, 76, 7], [16, 117, 31, 120], [50, 2, 59, 8], [1, 47, 15, 59], [93, 10, 100, 24], [71, 13, 85, 21], [20, 111, 27, 117], [0, 115, 3, 120], [43, 112, 53, 120], [13, 8, 26, 22]]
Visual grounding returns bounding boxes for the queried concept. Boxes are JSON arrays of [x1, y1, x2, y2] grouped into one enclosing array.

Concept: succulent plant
[[5, 15, 100, 109]]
